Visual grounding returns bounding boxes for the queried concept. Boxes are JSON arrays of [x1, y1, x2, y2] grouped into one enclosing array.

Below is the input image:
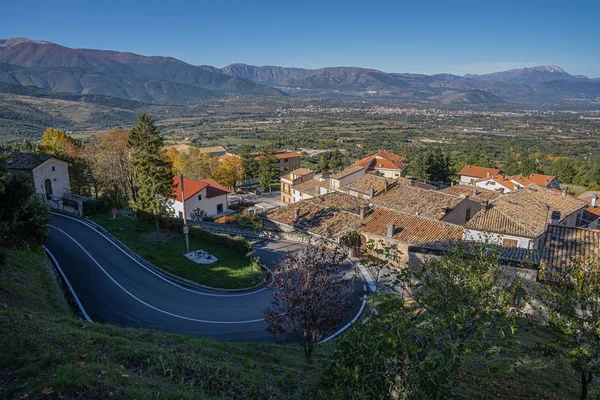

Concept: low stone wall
[[190, 221, 312, 244]]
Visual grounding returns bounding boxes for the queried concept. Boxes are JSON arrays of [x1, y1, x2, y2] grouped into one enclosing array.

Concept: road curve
[[45, 213, 366, 341]]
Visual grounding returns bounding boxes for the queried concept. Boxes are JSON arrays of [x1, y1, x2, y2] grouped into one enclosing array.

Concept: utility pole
[[180, 173, 189, 252]]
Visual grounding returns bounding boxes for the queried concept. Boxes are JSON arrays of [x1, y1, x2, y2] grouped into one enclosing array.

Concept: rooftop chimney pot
[[592, 194, 598, 208], [387, 223, 395, 238]]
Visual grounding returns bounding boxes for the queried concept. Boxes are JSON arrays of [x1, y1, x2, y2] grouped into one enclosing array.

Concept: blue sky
[[2, 0, 599, 77]]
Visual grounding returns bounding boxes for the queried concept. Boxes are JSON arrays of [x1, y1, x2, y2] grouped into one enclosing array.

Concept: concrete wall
[[376, 168, 404, 178], [441, 198, 481, 225], [31, 159, 71, 199], [170, 188, 228, 219], [331, 168, 365, 190], [460, 175, 478, 185], [360, 231, 409, 264], [463, 229, 536, 249], [474, 178, 513, 193]]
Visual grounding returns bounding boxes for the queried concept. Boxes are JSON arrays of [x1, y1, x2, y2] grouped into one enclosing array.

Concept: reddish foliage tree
[[262, 240, 354, 359]]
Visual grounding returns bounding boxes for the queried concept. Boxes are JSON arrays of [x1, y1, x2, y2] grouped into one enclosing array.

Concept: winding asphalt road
[[45, 213, 366, 341]]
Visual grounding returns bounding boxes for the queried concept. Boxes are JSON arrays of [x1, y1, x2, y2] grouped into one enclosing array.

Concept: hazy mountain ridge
[[208, 63, 600, 103], [0, 38, 284, 103], [0, 38, 598, 104]]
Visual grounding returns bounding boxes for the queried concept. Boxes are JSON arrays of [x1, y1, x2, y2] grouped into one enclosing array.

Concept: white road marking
[[43, 245, 93, 323], [51, 213, 268, 297], [49, 225, 266, 325]]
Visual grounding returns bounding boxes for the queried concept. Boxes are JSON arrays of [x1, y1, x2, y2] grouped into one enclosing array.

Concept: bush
[[235, 213, 263, 230], [164, 218, 251, 255], [82, 197, 114, 216]]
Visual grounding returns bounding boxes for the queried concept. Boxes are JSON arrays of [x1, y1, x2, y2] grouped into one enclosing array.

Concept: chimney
[[370, 188, 375, 199], [487, 171, 490, 177], [563, 186, 568, 197], [481, 200, 489, 210], [315, 185, 320, 197], [384, 180, 389, 193], [386, 223, 395, 238], [550, 210, 561, 225], [294, 208, 300, 221], [592, 194, 598, 208], [359, 205, 367, 219]]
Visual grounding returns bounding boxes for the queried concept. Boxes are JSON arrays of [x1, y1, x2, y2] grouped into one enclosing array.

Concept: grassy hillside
[[0, 248, 322, 399], [0, 248, 594, 399]]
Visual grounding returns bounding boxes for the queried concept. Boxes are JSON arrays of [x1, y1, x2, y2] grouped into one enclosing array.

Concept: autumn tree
[[258, 144, 278, 192], [90, 129, 135, 204], [213, 157, 243, 191], [262, 239, 353, 359], [127, 112, 174, 240], [39, 128, 91, 196], [539, 255, 600, 400]]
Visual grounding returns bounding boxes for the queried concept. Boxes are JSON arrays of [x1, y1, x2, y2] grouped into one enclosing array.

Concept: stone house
[[5, 152, 71, 200]]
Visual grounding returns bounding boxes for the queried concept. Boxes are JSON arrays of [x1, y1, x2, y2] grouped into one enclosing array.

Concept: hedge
[[164, 218, 251, 256], [82, 197, 114, 216]]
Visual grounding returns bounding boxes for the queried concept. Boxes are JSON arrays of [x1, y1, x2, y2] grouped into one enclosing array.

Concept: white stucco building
[[170, 176, 229, 219]]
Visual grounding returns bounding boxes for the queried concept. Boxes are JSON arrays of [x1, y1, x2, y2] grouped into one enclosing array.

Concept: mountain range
[[0, 37, 599, 105]]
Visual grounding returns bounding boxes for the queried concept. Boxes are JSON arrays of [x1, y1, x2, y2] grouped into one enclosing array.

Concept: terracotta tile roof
[[465, 185, 587, 238], [330, 164, 366, 180], [281, 168, 313, 181], [361, 208, 464, 245], [509, 174, 558, 188], [307, 192, 367, 213], [527, 173, 558, 186], [410, 240, 540, 265], [372, 185, 466, 220], [340, 174, 394, 196], [458, 165, 502, 178], [294, 178, 330, 196], [587, 207, 600, 218], [541, 225, 600, 273], [474, 175, 516, 191], [577, 191, 600, 205], [172, 176, 228, 202], [196, 146, 227, 154], [265, 193, 364, 237], [396, 176, 437, 190], [219, 153, 241, 162], [440, 185, 501, 202], [352, 151, 407, 171]]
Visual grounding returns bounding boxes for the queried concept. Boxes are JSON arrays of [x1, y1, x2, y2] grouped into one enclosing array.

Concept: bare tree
[[360, 239, 400, 309], [262, 240, 354, 359]]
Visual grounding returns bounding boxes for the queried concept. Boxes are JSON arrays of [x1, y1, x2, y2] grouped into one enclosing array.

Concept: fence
[[189, 220, 313, 244]]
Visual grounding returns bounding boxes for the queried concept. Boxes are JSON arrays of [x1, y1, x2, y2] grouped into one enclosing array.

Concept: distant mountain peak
[[527, 65, 566, 73], [0, 37, 55, 48]]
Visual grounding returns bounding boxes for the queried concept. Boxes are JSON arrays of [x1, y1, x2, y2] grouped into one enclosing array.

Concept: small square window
[[198, 195, 202, 201]]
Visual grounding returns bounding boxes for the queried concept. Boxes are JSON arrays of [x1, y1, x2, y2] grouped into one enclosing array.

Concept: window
[[217, 204, 224, 213], [465, 208, 471, 222], [198, 195, 202, 201], [178, 211, 183, 218], [52, 166, 55, 171], [502, 238, 518, 247], [283, 158, 289, 162]]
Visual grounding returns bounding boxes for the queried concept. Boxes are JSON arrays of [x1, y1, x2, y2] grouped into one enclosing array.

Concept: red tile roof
[[172, 176, 229, 202], [475, 175, 516, 190], [352, 151, 407, 171], [458, 165, 502, 178]]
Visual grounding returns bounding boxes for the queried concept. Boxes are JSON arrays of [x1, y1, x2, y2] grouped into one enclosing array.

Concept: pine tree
[[240, 146, 257, 182], [258, 144, 278, 192], [128, 112, 174, 240]]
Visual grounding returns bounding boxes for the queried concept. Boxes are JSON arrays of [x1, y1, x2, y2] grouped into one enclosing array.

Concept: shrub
[[164, 218, 251, 255], [235, 213, 263, 230], [82, 197, 114, 216]]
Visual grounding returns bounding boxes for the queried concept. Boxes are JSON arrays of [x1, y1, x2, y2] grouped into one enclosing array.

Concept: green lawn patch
[[90, 214, 264, 289]]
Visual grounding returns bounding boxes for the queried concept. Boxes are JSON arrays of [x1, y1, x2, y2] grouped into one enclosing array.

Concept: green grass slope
[[0, 248, 321, 399]]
